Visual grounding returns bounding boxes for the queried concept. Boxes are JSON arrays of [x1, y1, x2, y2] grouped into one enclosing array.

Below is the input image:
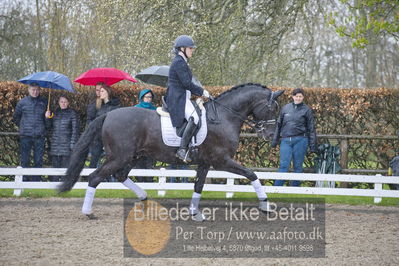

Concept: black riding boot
[[176, 117, 197, 163]]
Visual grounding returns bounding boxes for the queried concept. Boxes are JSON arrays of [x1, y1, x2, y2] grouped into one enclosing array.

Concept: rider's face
[[185, 47, 195, 58]]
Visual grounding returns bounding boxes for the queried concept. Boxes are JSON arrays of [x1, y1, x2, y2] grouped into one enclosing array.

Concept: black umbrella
[[135, 65, 203, 88], [135, 65, 169, 87]]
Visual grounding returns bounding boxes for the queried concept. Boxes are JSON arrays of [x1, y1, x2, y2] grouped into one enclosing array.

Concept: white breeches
[[185, 91, 199, 124]]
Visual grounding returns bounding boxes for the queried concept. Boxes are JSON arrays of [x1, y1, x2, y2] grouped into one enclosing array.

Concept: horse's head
[[251, 89, 284, 140]]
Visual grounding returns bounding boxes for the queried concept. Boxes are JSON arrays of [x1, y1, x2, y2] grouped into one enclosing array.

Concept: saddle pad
[[160, 109, 207, 147]]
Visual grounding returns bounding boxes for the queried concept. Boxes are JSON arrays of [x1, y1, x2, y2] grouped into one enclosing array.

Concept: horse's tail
[[58, 114, 107, 193]]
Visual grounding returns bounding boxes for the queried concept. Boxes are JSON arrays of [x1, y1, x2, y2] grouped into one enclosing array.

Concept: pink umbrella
[[74, 67, 137, 86]]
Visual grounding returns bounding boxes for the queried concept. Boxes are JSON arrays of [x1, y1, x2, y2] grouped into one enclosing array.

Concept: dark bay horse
[[59, 83, 284, 220]]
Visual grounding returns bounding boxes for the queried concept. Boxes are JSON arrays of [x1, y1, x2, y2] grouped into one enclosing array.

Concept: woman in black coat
[[165, 35, 210, 163], [46, 95, 79, 181], [88, 85, 120, 169]]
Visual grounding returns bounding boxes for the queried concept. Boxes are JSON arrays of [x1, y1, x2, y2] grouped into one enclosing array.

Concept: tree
[[328, 0, 399, 49]]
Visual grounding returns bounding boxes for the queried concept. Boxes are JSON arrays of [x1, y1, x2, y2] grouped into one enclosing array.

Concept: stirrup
[[176, 148, 192, 163]]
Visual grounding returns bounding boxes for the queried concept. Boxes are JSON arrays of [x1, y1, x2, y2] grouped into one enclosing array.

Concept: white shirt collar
[[178, 51, 188, 62]]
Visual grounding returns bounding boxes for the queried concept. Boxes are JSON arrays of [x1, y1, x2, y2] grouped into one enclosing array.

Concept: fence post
[[13, 166, 23, 196], [374, 174, 382, 204], [158, 167, 166, 197], [340, 138, 349, 188], [226, 177, 234, 198]]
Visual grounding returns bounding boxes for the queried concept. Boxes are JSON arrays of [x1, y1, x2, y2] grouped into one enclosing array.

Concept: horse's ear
[[272, 90, 285, 100]]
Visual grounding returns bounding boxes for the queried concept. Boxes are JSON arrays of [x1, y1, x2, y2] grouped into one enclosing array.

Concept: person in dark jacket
[[45, 96, 79, 181], [89, 85, 120, 173], [271, 88, 317, 186], [13, 83, 48, 181], [134, 89, 156, 182], [165, 35, 210, 163], [86, 82, 103, 127]]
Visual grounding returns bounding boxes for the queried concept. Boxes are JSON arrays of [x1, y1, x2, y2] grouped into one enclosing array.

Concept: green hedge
[[1, 81, 398, 174]]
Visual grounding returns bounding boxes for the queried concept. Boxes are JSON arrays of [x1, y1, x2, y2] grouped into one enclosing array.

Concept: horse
[[59, 83, 284, 220]]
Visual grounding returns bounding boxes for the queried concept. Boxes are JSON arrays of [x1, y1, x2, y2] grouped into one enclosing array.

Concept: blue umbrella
[[18, 71, 74, 116], [18, 71, 74, 92]]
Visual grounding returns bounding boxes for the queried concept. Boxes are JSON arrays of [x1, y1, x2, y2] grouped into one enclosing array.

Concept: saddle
[[156, 97, 207, 147]]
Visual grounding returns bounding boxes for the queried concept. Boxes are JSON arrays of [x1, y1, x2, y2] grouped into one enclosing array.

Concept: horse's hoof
[[192, 212, 206, 222], [259, 200, 271, 212], [85, 213, 98, 220]]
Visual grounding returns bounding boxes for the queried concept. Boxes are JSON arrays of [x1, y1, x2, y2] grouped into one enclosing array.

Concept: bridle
[[208, 91, 279, 135]]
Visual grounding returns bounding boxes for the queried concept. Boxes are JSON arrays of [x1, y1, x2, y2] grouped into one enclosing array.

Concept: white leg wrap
[[82, 186, 96, 215], [251, 179, 267, 201], [122, 178, 147, 200], [189, 192, 202, 215]]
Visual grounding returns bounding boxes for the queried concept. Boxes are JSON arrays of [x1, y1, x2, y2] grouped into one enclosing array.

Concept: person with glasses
[[133, 88, 157, 182], [134, 89, 156, 110]]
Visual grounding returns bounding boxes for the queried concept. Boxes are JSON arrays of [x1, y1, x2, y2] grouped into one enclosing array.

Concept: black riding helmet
[[174, 35, 196, 58]]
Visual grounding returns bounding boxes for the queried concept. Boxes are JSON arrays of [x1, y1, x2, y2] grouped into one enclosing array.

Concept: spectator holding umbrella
[[15, 71, 74, 181], [13, 83, 48, 181], [45, 95, 79, 181]]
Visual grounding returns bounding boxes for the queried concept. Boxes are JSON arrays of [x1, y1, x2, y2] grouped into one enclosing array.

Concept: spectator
[[133, 88, 156, 182], [271, 88, 317, 186], [134, 89, 156, 110], [13, 83, 48, 181], [88, 85, 120, 169], [45, 96, 79, 181], [86, 82, 103, 126], [90, 85, 120, 182], [86, 82, 103, 170]]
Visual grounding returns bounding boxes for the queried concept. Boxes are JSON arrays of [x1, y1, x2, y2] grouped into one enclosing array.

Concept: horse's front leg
[[190, 163, 210, 221], [214, 158, 270, 212]]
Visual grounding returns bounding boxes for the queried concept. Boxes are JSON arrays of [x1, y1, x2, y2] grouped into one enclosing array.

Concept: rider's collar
[[178, 51, 188, 62]]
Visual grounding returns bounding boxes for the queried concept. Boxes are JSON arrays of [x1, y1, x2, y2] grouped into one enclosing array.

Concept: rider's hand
[[45, 111, 52, 118], [203, 90, 210, 98]]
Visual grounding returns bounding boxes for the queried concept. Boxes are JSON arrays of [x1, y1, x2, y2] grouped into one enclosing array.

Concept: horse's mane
[[215, 83, 270, 100]]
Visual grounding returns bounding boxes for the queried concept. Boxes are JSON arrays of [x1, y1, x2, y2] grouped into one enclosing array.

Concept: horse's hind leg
[[81, 158, 126, 216], [114, 161, 147, 200]]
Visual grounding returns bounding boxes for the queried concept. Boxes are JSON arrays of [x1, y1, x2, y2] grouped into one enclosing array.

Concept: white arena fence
[[0, 167, 399, 204]]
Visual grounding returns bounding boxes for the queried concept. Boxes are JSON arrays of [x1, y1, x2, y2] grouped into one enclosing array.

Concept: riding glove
[[203, 90, 210, 98]]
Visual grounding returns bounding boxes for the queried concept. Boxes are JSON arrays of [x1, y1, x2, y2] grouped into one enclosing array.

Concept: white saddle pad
[[160, 109, 208, 147]]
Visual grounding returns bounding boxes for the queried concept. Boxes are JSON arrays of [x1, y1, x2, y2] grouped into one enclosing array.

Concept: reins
[[207, 92, 278, 134]]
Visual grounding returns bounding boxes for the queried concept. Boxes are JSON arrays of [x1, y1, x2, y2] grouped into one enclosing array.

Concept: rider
[[165, 35, 210, 163]]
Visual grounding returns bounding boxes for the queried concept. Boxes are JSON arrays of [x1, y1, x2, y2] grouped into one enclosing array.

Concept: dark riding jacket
[[46, 108, 79, 156], [13, 96, 48, 137], [271, 102, 317, 152], [165, 54, 203, 128]]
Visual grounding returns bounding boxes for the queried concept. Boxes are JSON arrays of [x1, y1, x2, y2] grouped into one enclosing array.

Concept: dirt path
[[0, 198, 398, 265]]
